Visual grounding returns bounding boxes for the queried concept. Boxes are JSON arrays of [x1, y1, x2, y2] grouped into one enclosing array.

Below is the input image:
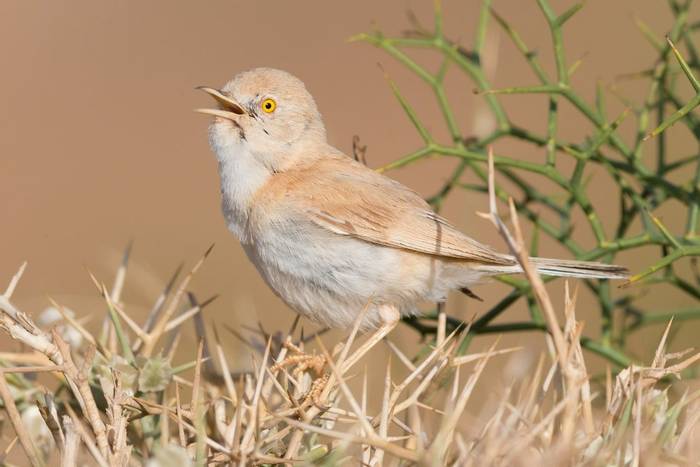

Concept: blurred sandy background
[[1, 1, 695, 383]]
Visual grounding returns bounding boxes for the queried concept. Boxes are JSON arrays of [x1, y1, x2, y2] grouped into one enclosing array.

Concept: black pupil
[[265, 102, 271, 109]]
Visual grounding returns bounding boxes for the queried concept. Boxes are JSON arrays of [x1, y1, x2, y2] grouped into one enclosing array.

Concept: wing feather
[[288, 156, 514, 266]]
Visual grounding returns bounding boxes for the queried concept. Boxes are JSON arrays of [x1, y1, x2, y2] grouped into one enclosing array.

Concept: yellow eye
[[261, 98, 276, 113]]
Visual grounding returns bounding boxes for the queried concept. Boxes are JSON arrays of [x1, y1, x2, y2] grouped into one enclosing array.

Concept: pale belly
[[239, 222, 449, 330]]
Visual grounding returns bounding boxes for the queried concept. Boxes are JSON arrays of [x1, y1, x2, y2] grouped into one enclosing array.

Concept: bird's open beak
[[194, 86, 247, 120]]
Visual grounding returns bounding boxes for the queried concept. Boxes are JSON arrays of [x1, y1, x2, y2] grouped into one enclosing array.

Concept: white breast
[[210, 125, 272, 242]]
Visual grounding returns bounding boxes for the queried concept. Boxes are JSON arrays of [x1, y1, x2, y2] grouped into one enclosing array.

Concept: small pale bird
[[196, 67, 627, 348]]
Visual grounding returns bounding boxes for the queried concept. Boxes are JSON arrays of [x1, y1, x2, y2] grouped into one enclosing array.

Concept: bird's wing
[[287, 156, 514, 266]]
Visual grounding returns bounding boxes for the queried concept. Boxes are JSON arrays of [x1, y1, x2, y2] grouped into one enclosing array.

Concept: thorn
[[4, 261, 28, 298], [288, 314, 301, 338], [203, 243, 215, 258]]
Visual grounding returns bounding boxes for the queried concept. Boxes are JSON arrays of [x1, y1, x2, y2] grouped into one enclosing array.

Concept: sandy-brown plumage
[[198, 67, 628, 333], [259, 153, 514, 266]]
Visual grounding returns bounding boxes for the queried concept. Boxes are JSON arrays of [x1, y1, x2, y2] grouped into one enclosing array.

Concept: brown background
[[1, 1, 696, 381]]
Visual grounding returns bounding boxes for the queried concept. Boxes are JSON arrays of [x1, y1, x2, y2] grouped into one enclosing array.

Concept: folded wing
[[291, 156, 515, 266]]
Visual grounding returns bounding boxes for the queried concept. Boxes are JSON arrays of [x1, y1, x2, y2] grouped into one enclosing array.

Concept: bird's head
[[197, 68, 327, 169]]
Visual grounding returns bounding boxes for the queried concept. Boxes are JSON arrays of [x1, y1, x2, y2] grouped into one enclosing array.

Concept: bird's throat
[[216, 141, 273, 241]]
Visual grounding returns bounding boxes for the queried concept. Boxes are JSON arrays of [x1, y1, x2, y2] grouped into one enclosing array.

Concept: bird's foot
[[271, 340, 327, 379]]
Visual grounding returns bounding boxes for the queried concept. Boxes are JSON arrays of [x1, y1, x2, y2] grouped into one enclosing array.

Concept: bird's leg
[[436, 302, 446, 345], [271, 340, 326, 379], [341, 304, 400, 372]]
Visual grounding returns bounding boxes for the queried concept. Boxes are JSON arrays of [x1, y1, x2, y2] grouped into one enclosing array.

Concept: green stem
[[437, 40, 510, 128], [637, 307, 700, 325], [474, 0, 493, 59], [626, 246, 700, 285], [536, 0, 571, 85]]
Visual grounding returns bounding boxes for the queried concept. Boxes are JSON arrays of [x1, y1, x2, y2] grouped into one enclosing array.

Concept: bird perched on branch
[[196, 67, 627, 352]]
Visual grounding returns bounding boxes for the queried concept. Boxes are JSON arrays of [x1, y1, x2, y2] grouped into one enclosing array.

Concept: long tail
[[477, 256, 629, 280]]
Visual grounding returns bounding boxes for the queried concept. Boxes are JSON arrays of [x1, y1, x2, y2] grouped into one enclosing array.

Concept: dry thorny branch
[[0, 150, 698, 466]]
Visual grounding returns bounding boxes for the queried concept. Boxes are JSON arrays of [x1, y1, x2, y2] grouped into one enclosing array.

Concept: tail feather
[[476, 256, 629, 280], [530, 257, 628, 279]]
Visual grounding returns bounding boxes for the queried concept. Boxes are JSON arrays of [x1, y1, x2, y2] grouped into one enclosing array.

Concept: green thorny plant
[[354, 0, 700, 369]]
